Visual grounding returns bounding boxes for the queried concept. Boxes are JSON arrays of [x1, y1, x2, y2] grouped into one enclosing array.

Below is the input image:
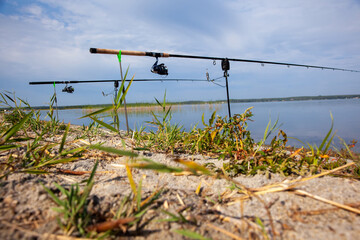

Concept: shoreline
[[2, 94, 359, 111]]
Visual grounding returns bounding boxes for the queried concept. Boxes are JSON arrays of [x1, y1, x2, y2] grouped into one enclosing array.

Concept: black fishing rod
[[89, 47, 360, 118], [28, 79, 213, 85], [29, 78, 220, 94], [29, 77, 222, 132]]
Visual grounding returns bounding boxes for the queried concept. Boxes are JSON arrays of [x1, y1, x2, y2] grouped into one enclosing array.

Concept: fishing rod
[[29, 77, 222, 132], [89, 48, 360, 72], [29, 79, 215, 85], [89, 47, 360, 118], [29, 78, 222, 93]]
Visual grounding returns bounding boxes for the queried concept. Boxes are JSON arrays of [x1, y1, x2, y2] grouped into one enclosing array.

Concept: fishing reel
[[151, 57, 168, 75], [62, 84, 74, 93]]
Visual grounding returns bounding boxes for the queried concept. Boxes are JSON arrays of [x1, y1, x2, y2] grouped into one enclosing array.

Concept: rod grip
[[89, 48, 146, 56]]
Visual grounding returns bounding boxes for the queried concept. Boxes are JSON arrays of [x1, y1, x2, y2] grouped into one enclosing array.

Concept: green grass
[[42, 161, 98, 236], [0, 91, 87, 178], [1, 87, 359, 180]]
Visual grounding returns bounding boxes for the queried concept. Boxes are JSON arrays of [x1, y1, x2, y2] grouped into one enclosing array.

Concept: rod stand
[[113, 81, 118, 127], [221, 58, 232, 119]]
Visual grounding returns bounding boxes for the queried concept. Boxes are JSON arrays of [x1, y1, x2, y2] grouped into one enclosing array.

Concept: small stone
[[3, 196, 13, 205], [38, 194, 47, 201], [3, 196, 18, 207]]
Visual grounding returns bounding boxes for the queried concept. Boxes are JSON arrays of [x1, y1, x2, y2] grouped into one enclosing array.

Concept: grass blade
[[36, 157, 79, 168], [129, 158, 183, 173], [0, 112, 32, 144], [59, 123, 70, 153], [126, 165, 137, 198], [41, 183, 66, 207], [90, 117, 118, 133], [21, 169, 48, 174], [3, 92, 15, 103], [89, 144, 138, 157], [319, 112, 334, 152], [173, 229, 210, 240], [87, 160, 98, 185], [80, 106, 113, 119], [174, 159, 212, 175], [54, 182, 70, 199], [116, 66, 129, 104], [136, 176, 143, 211], [119, 74, 134, 106], [0, 144, 19, 151]]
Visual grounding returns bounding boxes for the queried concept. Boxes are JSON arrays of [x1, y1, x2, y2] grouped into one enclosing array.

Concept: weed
[[0, 91, 86, 178], [1, 91, 42, 131], [112, 174, 163, 230], [86, 145, 164, 235], [143, 91, 184, 154], [159, 209, 188, 224], [75, 119, 102, 142], [42, 161, 98, 236], [186, 108, 255, 159]]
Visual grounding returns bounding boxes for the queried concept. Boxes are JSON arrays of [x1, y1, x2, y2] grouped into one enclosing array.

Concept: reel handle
[[90, 48, 146, 56]]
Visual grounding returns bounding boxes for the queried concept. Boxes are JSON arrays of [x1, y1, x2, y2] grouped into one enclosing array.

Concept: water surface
[[42, 99, 360, 151]]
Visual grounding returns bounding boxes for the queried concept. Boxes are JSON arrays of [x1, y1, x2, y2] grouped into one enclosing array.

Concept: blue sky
[[0, 0, 359, 106]]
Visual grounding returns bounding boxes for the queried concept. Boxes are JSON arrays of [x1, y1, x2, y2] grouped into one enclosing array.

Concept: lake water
[[43, 99, 360, 152]]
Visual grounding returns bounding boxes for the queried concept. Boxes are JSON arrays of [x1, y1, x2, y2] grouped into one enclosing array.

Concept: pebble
[[3, 196, 18, 207], [38, 194, 47, 201]]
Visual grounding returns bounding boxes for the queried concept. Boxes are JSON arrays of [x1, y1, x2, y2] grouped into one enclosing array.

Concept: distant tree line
[[1, 94, 359, 110]]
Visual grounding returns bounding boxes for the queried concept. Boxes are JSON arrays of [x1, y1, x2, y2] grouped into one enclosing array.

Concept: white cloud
[[24, 4, 42, 16], [0, 0, 359, 106]]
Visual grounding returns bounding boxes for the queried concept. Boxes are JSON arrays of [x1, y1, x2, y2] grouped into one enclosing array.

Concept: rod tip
[[89, 48, 97, 54]]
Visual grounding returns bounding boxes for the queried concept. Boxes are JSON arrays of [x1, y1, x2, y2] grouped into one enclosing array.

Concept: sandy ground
[[1, 129, 360, 239]]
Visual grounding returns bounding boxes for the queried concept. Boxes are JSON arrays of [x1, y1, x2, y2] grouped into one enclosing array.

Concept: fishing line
[[206, 69, 226, 88]]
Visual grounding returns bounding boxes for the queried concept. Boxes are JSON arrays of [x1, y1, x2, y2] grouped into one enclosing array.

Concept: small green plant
[[255, 217, 270, 240], [144, 91, 184, 153], [159, 210, 188, 224], [86, 145, 165, 234], [113, 172, 163, 229], [76, 119, 102, 142], [42, 161, 98, 236], [1, 91, 43, 131], [292, 113, 337, 173], [185, 107, 255, 159], [0, 112, 32, 151]]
